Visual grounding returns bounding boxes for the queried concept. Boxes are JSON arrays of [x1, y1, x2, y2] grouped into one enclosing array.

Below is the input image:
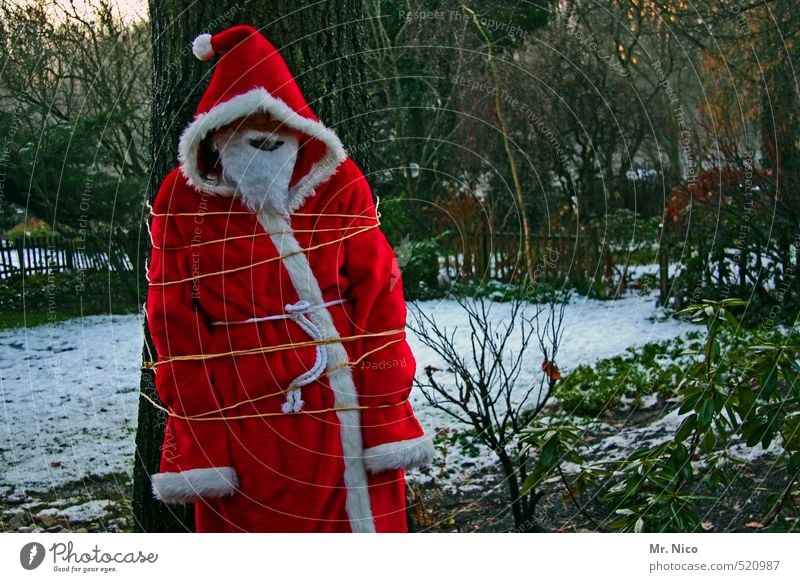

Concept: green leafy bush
[[395, 235, 443, 300], [554, 334, 700, 416], [0, 271, 140, 327], [603, 299, 800, 531], [523, 299, 799, 532]]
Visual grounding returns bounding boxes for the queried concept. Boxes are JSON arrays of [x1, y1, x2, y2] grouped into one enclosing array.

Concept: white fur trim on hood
[[151, 466, 239, 503], [177, 87, 348, 213], [362, 434, 435, 474]]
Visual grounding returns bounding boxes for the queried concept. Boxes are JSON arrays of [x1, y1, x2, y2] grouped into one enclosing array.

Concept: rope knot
[[285, 300, 312, 314]]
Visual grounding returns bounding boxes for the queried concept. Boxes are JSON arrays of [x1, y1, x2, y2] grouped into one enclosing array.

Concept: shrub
[[0, 271, 141, 324], [395, 235, 443, 300], [603, 299, 800, 531], [554, 334, 700, 416]]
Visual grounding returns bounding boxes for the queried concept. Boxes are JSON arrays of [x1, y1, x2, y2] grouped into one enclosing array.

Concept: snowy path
[[0, 292, 695, 494]]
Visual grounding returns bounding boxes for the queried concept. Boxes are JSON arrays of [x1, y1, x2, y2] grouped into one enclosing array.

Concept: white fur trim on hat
[[177, 87, 348, 212], [362, 434, 435, 474], [192, 33, 215, 61], [151, 466, 238, 503]]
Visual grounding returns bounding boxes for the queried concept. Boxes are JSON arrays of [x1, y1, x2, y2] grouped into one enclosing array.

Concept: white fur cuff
[[363, 434, 435, 473], [151, 467, 239, 503]]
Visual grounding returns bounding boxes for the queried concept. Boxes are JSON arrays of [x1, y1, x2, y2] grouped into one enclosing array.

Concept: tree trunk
[[133, 0, 373, 532]]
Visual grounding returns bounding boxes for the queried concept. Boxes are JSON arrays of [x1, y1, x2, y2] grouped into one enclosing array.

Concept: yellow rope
[[149, 222, 379, 251], [147, 222, 379, 287], [139, 390, 409, 421], [154, 336, 407, 419], [149, 210, 378, 219], [144, 328, 406, 368], [145, 194, 381, 220]]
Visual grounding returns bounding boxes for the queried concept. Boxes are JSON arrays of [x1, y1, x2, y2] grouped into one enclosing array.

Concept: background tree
[[364, 0, 554, 290], [134, 0, 374, 532], [0, 0, 150, 265]]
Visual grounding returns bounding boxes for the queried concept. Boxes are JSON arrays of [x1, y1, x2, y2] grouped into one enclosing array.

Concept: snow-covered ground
[[0, 313, 142, 495], [0, 291, 695, 498]]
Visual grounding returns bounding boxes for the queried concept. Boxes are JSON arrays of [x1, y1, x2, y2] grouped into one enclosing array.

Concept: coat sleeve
[[145, 170, 238, 503], [342, 168, 435, 474]]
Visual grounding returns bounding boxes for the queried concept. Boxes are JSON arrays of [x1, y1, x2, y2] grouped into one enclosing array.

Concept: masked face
[[213, 126, 300, 215]]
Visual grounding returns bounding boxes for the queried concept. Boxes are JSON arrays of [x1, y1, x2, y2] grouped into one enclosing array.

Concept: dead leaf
[[541, 359, 562, 381], [745, 521, 764, 529], [50, 461, 61, 468], [701, 521, 714, 531]]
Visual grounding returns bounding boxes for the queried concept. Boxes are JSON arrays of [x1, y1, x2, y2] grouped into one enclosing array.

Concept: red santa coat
[[145, 25, 433, 532]]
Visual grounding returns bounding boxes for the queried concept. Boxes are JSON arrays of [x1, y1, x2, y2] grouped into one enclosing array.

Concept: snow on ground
[[37, 499, 115, 522], [0, 314, 142, 494], [405, 290, 693, 433], [0, 290, 695, 497]]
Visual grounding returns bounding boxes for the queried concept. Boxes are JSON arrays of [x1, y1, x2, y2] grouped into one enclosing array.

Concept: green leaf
[[698, 398, 715, 429], [780, 363, 799, 392], [782, 414, 800, 450], [736, 385, 756, 414], [723, 309, 740, 329], [679, 390, 703, 414], [742, 417, 766, 447], [676, 414, 697, 442], [672, 442, 690, 466], [709, 339, 721, 364], [701, 429, 716, 452], [787, 452, 800, 474], [521, 470, 543, 495], [761, 368, 778, 397], [539, 437, 558, 467], [761, 416, 778, 449]]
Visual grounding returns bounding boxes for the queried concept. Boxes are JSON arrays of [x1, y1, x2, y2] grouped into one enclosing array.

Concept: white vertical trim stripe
[[258, 212, 376, 533]]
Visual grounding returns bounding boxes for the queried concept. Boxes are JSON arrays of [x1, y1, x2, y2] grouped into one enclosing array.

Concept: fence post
[[14, 240, 24, 276], [66, 240, 75, 270], [658, 240, 669, 306]]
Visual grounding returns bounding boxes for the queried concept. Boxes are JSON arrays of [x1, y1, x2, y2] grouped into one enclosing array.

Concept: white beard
[[214, 128, 300, 215]]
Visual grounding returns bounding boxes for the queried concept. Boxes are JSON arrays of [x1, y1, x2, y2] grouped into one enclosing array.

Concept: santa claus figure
[[145, 25, 434, 532]]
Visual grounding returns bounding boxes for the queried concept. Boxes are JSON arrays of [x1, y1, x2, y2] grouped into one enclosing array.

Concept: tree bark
[[133, 0, 372, 532]]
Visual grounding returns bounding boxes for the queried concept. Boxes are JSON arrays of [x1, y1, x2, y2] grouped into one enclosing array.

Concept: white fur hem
[[363, 435, 435, 473], [151, 467, 239, 503], [178, 87, 347, 212]]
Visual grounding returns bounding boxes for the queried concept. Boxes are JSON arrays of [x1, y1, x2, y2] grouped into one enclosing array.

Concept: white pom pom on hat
[[192, 33, 215, 61]]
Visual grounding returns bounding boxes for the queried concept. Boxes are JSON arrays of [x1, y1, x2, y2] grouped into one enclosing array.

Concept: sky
[[27, 0, 148, 24]]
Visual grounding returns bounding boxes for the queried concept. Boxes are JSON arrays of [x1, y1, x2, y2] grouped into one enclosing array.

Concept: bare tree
[[0, 0, 150, 270], [408, 289, 565, 531]]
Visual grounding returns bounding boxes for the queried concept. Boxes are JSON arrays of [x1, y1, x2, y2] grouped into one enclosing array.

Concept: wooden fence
[[0, 230, 653, 299], [438, 227, 622, 292], [0, 236, 133, 278]]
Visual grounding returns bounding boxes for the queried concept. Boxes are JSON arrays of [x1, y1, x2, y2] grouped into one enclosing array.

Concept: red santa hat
[[178, 25, 347, 209]]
